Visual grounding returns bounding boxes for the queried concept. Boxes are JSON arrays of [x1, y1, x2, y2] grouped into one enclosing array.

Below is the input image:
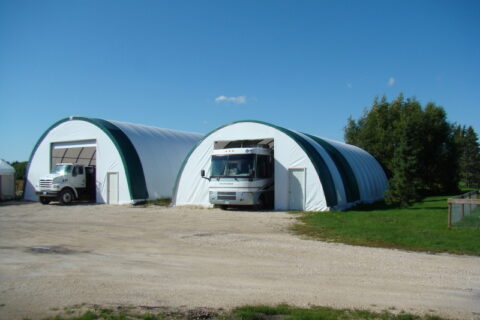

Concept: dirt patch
[[0, 202, 479, 320]]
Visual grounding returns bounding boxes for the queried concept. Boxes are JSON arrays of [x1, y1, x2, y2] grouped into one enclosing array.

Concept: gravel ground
[[0, 202, 479, 320]]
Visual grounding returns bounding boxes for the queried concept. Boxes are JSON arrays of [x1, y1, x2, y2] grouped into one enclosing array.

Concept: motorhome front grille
[[39, 179, 53, 190], [217, 192, 236, 200]]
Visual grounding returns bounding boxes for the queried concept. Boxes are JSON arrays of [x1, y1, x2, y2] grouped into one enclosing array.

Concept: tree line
[[9, 161, 28, 181], [345, 94, 480, 207]]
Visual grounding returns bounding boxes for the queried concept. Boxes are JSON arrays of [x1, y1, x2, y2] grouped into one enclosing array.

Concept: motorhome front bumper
[[209, 191, 258, 206]]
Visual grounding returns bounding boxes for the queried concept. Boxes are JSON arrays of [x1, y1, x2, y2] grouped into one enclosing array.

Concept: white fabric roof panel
[[173, 120, 389, 211], [110, 120, 203, 200], [24, 117, 203, 204], [0, 159, 15, 174]]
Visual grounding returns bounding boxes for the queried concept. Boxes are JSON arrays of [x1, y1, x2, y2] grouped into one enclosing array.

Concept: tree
[[384, 110, 423, 206], [10, 161, 28, 181], [344, 94, 460, 206], [456, 126, 480, 188]]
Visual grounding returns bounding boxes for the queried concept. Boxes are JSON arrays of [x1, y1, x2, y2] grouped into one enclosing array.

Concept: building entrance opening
[[202, 139, 274, 210], [37, 140, 97, 204]]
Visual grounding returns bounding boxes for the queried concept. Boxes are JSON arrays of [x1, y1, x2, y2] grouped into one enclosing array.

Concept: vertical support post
[[468, 192, 471, 215], [461, 203, 464, 219]]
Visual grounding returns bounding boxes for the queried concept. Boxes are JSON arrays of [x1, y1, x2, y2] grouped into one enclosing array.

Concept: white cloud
[[387, 77, 396, 86], [215, 95, 247, 104]]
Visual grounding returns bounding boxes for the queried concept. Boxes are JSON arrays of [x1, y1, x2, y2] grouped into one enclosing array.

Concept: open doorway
[[50, 140, 97, 202], [208, 139, 275, 210]]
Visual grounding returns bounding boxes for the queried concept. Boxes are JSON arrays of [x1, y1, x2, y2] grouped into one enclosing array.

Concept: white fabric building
[[173, 121, 388, 211], [24, 117, 203, 204], [0, 159, 15, 201]]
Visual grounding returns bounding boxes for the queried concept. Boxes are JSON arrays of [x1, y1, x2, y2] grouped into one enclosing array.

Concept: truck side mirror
[[200, 169, 210, 181]]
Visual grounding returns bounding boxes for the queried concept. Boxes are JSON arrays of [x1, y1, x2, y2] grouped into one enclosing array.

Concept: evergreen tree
[[460, 127, 480, 188], [384, 105, 423, 205]]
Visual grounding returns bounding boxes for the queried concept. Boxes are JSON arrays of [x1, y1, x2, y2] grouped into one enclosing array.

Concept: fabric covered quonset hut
[[0, 159, 15, 201], [24, 117, 203, 204], [173, 120, 388, 211]]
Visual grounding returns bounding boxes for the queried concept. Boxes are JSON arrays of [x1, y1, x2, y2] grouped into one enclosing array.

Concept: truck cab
[[201, 146, 274, 209], [36, 163, 95, 204]]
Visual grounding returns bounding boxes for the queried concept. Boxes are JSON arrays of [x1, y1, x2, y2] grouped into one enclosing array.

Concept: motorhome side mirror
[[201, 170, 205, 177]]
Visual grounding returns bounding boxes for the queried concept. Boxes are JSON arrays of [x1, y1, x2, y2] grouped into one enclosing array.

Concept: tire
[[220, 205, 228, 210], [255, 195, 265, 211], [39, 197, 51, 205], [59, 189, 74, 205]]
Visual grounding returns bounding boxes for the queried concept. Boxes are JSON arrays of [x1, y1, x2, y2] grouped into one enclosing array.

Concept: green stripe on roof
[[24, 117, 148, 202], [80, 118, 149, 201], [172, 120, 338, 208], [304, 133, 360, 203]]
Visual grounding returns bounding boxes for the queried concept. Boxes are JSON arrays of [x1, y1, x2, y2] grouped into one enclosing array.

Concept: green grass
[[230, 305, 444, 320], [144, 198, 172, 206], [44, 305, 447, 320], [291, 195, 480, 256]]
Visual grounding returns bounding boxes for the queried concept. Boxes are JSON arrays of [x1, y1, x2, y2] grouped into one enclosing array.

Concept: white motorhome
[[201, 141, 274, 209], [36, 163, 96, 204]]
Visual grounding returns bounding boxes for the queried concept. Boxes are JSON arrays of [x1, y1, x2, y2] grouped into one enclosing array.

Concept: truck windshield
[[51, 164, 73, 175], [211, 154, 254, 178]]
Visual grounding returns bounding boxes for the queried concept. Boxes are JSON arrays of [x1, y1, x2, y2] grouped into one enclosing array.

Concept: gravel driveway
[[0, 202, 479, 319]]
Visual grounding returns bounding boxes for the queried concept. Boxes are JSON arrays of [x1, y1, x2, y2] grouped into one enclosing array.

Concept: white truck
[[36, 163, 96, 205], [201, 145, 274, 209]]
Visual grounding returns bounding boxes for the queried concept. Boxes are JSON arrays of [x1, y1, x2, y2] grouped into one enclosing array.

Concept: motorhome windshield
[[211, 154, 254, 178], [51, 164, 72, 175]]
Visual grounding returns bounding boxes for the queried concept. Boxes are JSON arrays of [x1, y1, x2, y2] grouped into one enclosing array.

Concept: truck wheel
[[59, 189, 74, 205], [39, 197, 51, 205]]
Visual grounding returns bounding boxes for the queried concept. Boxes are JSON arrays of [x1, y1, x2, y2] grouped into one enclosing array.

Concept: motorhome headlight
[[53, 184, 61, 190], [209, 191, 217, 199], [240, 192, 254, 201]]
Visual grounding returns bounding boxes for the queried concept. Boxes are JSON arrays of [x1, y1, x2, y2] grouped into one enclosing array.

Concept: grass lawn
[[291, 195, 480, 256], [43, 304, 446, 320]]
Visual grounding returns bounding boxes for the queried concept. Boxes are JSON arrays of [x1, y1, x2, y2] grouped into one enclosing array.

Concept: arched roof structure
[[173, 120, 387, 211], [24, 117, 203, 204]]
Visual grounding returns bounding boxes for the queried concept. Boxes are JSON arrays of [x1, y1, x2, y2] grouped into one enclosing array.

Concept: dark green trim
[[78, 118, 149, 200], [24, 118, 70, 199], [172, 120, 338, 207], [304, 134, 360, 203], [24, 117, 148, 201]]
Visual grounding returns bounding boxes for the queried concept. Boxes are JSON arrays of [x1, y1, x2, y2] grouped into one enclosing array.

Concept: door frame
[[288, 168, 306, 211], [107, 172, 119, 204]]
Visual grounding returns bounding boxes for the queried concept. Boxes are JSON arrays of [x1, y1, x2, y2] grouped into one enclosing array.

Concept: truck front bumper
[[36, 191, 60, 198]]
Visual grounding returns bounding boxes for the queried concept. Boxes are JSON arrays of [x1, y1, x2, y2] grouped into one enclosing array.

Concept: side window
[[78, 166, 84, 175], [256, 155, 272, 178], [267, 155, 273, 178], [72, 166, 77, 176]]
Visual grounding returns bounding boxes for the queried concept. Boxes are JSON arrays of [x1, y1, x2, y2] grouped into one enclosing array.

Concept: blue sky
[[1, 0, 479, 162]]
